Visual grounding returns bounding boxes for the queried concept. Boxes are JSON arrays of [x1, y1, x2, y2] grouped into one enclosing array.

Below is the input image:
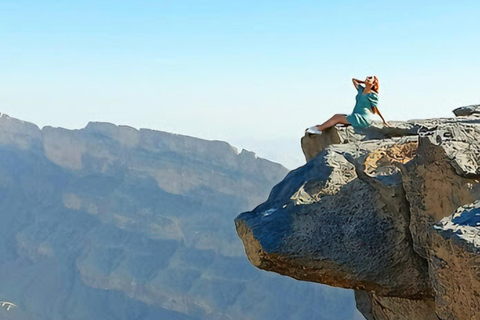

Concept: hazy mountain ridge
[[0, 114, 359, 320]]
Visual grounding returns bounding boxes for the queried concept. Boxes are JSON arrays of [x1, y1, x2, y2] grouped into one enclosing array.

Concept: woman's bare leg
[[315, 114, 350, 131]]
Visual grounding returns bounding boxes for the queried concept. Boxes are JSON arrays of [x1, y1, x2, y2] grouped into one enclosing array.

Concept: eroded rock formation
[[235, 107, 480, 320]]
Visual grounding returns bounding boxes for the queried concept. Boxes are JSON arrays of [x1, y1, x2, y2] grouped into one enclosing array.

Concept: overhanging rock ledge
[[235, 106, 480, 320]]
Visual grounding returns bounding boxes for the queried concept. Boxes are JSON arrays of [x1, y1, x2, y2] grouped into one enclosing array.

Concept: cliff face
[[0, 114, 359, 320], [235, 105, 480, 320]]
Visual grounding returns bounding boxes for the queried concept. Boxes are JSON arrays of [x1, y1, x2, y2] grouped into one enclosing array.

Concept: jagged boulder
[[235, 106, 480, 320], [452, 104, 480, 117]]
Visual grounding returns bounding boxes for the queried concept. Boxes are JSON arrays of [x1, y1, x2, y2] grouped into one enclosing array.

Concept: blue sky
[[1, 0, 480, 168]]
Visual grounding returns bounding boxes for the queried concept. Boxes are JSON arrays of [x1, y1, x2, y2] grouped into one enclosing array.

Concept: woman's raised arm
[[352, 78, 364, 89]]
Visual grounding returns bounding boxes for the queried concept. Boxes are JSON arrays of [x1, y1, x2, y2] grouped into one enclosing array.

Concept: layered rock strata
[[235, 108, 480, 320]]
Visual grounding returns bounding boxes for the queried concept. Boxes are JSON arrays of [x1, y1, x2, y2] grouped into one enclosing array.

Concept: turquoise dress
[[346, 85, 378, 128]]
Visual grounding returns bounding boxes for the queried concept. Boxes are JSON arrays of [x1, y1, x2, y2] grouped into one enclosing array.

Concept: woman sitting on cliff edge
[[307, 76, 388, 134]]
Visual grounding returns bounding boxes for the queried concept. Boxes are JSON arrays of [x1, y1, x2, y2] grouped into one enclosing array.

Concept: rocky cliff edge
[[235, 105, 480, 320]]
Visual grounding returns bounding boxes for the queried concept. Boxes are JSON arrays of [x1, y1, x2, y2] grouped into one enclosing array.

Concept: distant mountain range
[[0, 114, 360, 320]]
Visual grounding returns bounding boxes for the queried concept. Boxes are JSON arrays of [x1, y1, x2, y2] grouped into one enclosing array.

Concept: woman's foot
[[305, 126, 322, 135]]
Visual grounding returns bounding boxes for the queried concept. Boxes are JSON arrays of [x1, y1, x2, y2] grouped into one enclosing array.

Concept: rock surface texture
[[235, 108, 480, 320]]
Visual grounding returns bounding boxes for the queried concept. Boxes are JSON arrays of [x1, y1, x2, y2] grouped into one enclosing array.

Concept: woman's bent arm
[[352, 78, 364, 89]]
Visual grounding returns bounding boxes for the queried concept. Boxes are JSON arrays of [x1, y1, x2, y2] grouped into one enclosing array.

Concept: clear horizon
[[2, 0, 480, 168]]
